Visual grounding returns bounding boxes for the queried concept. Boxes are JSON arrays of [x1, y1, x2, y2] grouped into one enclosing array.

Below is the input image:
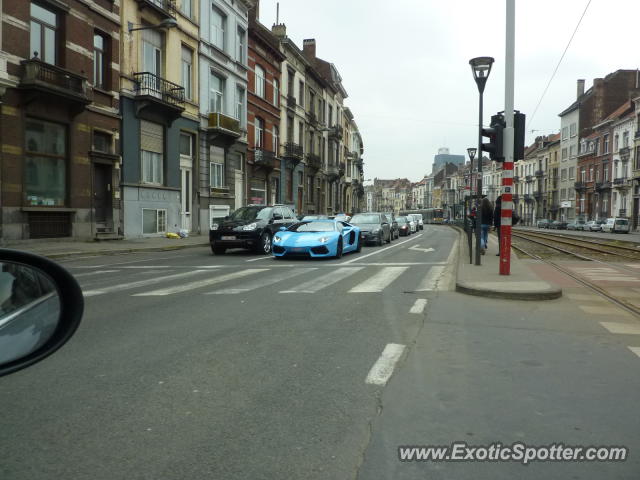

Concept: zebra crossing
[[76, 264, 448, 298]]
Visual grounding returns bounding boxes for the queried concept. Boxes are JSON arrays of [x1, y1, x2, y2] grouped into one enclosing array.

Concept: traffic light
[[513, 111, 526, 160], [482, 114, 505, 161]]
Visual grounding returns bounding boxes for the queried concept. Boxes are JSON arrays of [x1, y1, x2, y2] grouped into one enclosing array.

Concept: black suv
[[210, 205, 298, 255]]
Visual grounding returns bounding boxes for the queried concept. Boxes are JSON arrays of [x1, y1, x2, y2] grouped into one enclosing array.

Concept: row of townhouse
[[364, 178, 412, 213], [0, 0, 365, 241]]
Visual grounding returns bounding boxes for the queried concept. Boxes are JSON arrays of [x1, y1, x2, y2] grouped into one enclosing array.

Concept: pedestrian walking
[[480, 196, 493, 255]]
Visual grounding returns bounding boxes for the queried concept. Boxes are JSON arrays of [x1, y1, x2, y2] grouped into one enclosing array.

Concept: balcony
[[307, 110, 318, 126], [286, 95, 296, 109], [574, 181, 587, 191], [305, 153, 322, 171], [619, 209, 628, 217], [524, 194, 533, 202], [282, 142, 304, 162], [535, 170, 544, 177], [134, 0, 176, 19], [512, 194, 520, 202], [326, 163, 340, 181], [534, 191, 543, 199], [513, 176, 520, 182], [595, 181, 612, 191], [525, 175, 533, 182], [613, 177, 630, 189], [328, 125, 343, 140], [619, 146, 630, 161], [20, 59, 91, 111], [251, 149, 277, 170], [134, 72, 185, 120], [207, 112, 242, 142]]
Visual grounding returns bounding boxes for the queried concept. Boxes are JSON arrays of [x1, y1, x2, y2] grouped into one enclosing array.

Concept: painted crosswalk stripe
[[207, 268, 317, 294], [83, 270, 210, 297], [409, 299, 428, 314], [280, 267, 364, 293], [599, 322, 640, 335], [628, 347, 640, 358], [365, 343, 406, 385], [349, 267, 408, 293], [415, 266, 446, 291], [133, 269, 268, 296]]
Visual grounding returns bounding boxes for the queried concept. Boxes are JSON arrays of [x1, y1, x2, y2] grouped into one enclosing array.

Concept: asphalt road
[[1, 225, 639, 479]]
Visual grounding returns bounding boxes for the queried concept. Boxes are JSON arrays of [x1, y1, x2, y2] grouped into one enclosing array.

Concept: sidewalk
[[454, 227, 562, 300], [0, 235, 210, 260]]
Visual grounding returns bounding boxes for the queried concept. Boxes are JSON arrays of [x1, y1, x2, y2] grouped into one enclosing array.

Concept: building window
[[568, 166, 575, 180], [180, 46, 193, 100], [142, 209, 167, 234], [298, 80, 304, 107], [569, 145, 576, 157], [603, 134, 609, 154], [589, 167, 594, 182], [181, 0, 192, 18], [140, 120, 164, 185], [255, 117, 264, 148], [236, 26, 245, 63], [180, 132, 193, 158], [273, 126, 279, 154], [30, 2, 57, 64], [560, 188, 566, 200], [235, 85, 244, 123], [92, 131, 112, 153], [142, 28, 162, 78], [623, 131, 629, 148], [561, 127, 568, 140], [570, 123, 577, 137], [273, 78, 279, 107], [210, 6, 226, 50], [210, 72, 224, 113], [604, 165, 609, 181], [25, 119, 66, 206], [93, 32, 108, 89], [614, 134, 619, 152], [210, 146, 225, 188], [250, 178, 266, 205], [255, 65, 265, 98], [298, 121, 304, 148]]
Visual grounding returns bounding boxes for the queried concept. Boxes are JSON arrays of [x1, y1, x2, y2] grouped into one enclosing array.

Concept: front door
[[94, 163, 112, 227], [180, 167, 192, 231], [235, 170, 244, 210]]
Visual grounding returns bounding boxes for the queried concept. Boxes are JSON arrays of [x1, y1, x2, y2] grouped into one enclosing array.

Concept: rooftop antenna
[[276, 2, 279, 24]]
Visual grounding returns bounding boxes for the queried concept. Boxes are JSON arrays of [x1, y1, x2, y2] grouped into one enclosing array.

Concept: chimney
[[303, 38, 316, 59], [271, 23, 286, 38], [577, 79, 585, 99]]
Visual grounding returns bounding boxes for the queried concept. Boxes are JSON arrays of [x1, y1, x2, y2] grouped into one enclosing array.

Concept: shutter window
[[140, 120, 163, 153]]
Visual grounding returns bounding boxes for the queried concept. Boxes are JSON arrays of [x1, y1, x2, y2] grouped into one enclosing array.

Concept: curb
[[17, 242, 210, 260], [450, 224, 563, 301]]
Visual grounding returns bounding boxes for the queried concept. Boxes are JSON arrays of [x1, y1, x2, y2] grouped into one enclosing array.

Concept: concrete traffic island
[[453, 227, 562, 300]]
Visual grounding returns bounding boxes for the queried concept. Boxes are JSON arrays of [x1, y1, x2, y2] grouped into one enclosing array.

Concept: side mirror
[[0, 249, 84, 378]]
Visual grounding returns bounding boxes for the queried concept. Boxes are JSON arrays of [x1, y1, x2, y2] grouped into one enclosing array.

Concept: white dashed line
[[409, 299, 428, 314], [365, 343, 406, 386]]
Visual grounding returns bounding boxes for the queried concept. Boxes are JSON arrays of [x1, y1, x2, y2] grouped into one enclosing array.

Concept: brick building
[[1, 0, 121, 240]]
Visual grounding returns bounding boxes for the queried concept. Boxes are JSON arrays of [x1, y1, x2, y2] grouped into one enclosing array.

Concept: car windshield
[[616, 219, 628, 225], [288, 221, 336, 232], [351, 214, 380, 224], [396, 217, 408, 222], [228, 206, 272, 222]]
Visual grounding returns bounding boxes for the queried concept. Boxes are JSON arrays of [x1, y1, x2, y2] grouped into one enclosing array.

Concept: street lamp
[[469, 56, 494, 266], [465, 147, 477, 264], [128, 17, 178, 32]]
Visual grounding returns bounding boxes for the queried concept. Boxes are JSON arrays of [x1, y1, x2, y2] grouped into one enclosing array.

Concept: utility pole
[[500, 0, 515, 275]]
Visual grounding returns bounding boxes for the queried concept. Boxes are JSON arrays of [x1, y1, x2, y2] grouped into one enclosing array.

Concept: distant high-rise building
[[432, 147, 465, 174]]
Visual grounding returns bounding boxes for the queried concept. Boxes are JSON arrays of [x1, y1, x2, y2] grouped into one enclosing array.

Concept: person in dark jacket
[[480, 196, 493, 254], [493, 196, 502, 256]]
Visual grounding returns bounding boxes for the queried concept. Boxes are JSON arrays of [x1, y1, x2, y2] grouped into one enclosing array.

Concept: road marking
[[629, 346, 640, 358], [73, 270, 119, 278], [581, 305, 633, 317], [415, 266, 446, 291], [207, 267, 317, 294], [365, 343, 406, 385], [133, 269, 268, 296], [342, 234, 423, 264], [599, 322, 640, 335], [280, 267, 364, 293], [118, 266, 172, 269], [83, 270, 209, 297], [349, 267, 408, 293], [409, 299, 428, 314], [408, 245, 435, 253], [246, 256, 272, 262]]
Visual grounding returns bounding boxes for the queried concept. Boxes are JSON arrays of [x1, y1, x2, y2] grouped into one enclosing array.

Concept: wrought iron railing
[[283, 142, 303, 159], [207, 112, 241, 135], [326, 163, 339, 178], [252, 148, 276, 168], [525, 175, 533, 182], [134, 72, 185, 108], [574, 181, 586, 190], [619, 209, 627, 216], [136, 0, 176, 18], [535, 170, 544, 177], [287, 95, 296, 108], [21, 59, 89, 99], [329, 125, 343, 140], [306, 153, 321, 170], [613, 177, 628, 185]]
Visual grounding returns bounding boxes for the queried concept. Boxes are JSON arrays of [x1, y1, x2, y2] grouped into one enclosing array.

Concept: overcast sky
[[257, 0, 640, 182]]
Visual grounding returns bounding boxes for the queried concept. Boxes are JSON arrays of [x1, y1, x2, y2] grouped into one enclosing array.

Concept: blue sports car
[[272, 219, 362, 258]]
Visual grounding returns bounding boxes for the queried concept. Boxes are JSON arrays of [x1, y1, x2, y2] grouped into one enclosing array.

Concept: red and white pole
[[500, 0, 515, 275]]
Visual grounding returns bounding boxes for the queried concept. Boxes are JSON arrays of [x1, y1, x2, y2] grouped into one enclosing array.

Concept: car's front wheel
[[336, 238, 343, 258], [259, 231, 272, 254]]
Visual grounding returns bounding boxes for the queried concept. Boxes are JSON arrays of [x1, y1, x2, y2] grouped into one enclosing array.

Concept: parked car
[[272, 219, 361, 259], [601, 217, 630, 233], [209, 205, 298, 255], [408, 213, 424, 230], [585, 219, 605, 231], [385, 212, 400, 240], [396, 216, 412, 236], [567, 220, 586, 231], [407, 218, 418, 233], [333, 213, 351, 223], [536, 219, 551, 229], [349, 213, 392, 246], [549, 220, 568, 230]]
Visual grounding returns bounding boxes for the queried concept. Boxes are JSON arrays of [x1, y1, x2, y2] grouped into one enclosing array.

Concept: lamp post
[[466, 147, 477, 264], [128, 17, 178, 32], [469, 56, 494, 266]]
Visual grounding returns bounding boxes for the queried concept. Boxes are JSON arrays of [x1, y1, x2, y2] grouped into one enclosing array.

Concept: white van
[[601, 217, 630, 233]]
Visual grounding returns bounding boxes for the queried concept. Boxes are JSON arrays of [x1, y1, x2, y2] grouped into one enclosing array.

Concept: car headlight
[[273, 235, 282, 243], [211, 223, 219, 231], [318, 236, 330, 243], [242, 222, 258, 231]]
